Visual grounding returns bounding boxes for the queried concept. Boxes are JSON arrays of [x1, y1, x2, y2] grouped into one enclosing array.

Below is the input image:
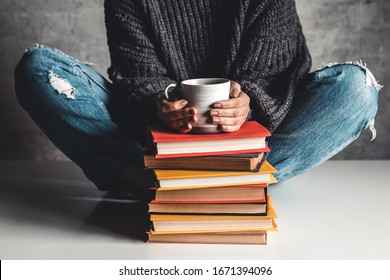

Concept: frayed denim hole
[[319, 60, 383, 92], [48, 70, 75, 100]]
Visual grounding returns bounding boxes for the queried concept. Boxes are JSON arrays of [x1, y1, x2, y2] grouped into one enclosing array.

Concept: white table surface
[[0, 160, 389, 260]]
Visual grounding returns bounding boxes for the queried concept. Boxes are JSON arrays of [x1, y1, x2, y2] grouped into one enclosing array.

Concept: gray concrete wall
[[0, 0, 389, 160]]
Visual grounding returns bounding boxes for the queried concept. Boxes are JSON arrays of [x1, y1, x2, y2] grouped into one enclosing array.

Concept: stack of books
[[144, 121, 278, 245]]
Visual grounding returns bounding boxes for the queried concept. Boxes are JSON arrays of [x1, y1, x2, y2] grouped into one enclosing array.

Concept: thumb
[[230, 80, 241, 98]]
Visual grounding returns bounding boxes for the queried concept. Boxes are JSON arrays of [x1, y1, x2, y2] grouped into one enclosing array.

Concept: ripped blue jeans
[[14, 45, 380, 190]]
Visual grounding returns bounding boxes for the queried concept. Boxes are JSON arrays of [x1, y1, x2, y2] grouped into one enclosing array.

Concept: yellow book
[[149, 219, 278, 234], [154, 161, 277, 189], [154, 161, 276, 179]]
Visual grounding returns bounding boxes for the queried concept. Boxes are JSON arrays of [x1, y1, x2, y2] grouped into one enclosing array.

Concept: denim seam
[[77, 65, 111, 96], [73, 64, 112, 121]]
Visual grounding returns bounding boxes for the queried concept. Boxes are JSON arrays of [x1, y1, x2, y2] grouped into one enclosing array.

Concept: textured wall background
[[0, 0, 389, 160]]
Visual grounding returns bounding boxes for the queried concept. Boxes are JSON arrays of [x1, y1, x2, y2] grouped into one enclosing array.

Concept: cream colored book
[[148, 231, 267, 245], [148, 202, 267, 215], [152, 185, 266, 203]]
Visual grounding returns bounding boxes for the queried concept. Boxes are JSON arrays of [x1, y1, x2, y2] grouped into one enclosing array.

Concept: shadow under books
[[0, 177, 149, 241], [84, 194, 149, 241]]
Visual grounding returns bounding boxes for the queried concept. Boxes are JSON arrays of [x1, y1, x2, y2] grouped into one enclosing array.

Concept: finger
[[212, 116, 247, 127], [210, 107, 249, 118], [160, 98, 188, 113], [165, 115, 197, 129], [213, 92, 249, 109], [230, 81, 241, 98], [164, 107, 197, 121], [214, 97, 246, 109], [220, 125, 241, 133], [176, 123, 193, 133]]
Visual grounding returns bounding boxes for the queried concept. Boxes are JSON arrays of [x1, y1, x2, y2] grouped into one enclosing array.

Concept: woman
[[14, 0, 380, 197]]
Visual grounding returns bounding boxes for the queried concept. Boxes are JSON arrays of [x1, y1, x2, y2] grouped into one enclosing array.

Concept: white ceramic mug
[[165, 78, 230, 133]]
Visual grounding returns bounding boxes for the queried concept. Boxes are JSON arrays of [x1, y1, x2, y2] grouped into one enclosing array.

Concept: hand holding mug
[[210, 81, 250, 132], [162, 78, 231, 133], [156, 88, 198, 133], [158, 78, 248, 133]]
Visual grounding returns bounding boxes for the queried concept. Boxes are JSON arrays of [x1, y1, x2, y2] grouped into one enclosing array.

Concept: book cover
[[148, 201, 267, 215], [153, 161, 277, 189], [151, 195, 277, 220], [155, 147, 269, 159], [150, 218, 277, 232], [152, 185, 268, 204], [147, 231, 268, 245], [149, 121, 271, 142], [148, 219, 278, 234], [148, 121, 271, 158], [150, 195, 277, 232], [154, 161, 276, 180], [144, 151, 268, 172]]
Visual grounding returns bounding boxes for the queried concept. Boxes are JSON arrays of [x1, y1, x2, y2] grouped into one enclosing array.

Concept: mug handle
[[164, 83, 177, 100]]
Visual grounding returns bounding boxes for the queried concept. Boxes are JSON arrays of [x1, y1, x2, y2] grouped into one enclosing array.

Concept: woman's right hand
[[156, 97, 197, 133]]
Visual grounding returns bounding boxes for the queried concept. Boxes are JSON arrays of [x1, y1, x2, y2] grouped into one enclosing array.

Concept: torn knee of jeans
[[25, 43, 44, 55], [48, 70, 75, 100], [365, 67, 378, 88], [320, 60, 383, 92], [320, 60, 381, 141], [369, 119, 377, 141]]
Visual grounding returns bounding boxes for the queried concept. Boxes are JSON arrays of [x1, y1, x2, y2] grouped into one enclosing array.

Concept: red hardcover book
[[148, 121, 271, 158]]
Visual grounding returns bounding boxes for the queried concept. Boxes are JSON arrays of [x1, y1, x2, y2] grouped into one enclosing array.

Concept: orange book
[[148, 121, 271, 158], [153, 161, 277, 189]]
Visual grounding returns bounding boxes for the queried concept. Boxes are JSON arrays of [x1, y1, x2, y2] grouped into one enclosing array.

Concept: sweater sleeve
[[231, 0, 311, 132], [104, 0, 175, 126]]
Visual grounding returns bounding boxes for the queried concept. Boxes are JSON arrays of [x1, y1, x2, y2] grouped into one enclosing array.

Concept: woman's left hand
[[210, 81, 250, 132]]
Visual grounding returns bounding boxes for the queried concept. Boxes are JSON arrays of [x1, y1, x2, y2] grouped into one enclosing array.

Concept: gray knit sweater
[[104, 0, 311, 132]]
